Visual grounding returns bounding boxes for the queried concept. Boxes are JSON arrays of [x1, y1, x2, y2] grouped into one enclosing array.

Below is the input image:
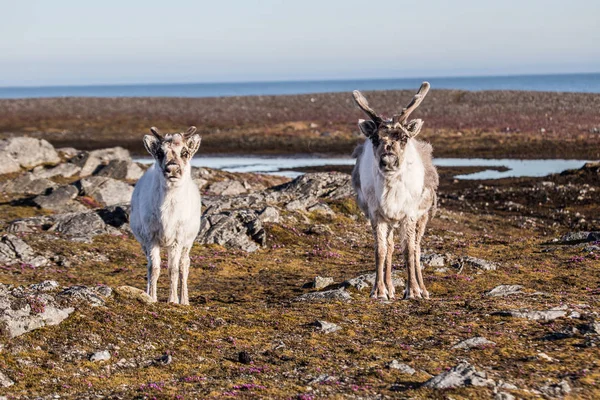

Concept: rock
[[95, 159, 144, 181], [56, 147, 79, 159], [73, 147, 131, 177], [537, 352, 558, 362], [421, 253, 445, 268], [1, 173, 57, 195], [257, 206, 280, 223], [33, 185, 87, 213], [49, 211, 111, 242], [494, 306, 567, 321], [485, 285, 523, 297], [311, 320, 341, 333], [540, 380, 571, 397], [454, 256, 499, 272], [557, 231, 600, 243], [0, 137, 60, 169], [275, 172, 353, 201], [307, 203, 335, 216], [388, 360, 416, 375], [90, 350, 111, 362], [155, 353, 173, 365], [0, 371, 14, 388], [452, 337, 496, 350], [0, 283, 75, 338], [197, 210, 265, 252], [580, 320, 600, 335], [306, 224, 333, 236], [423, 361, 495, 389], [342, 272, 405, 292], [295, 289, 351, 302], [306, 276, 335, 290], [32, 163, 81, 179], [0, 151, 21, 175], [238, 351, 252, 364], [0, 234, 48, 267], [114, 286, 154, 304], [79, 176, 134, 206], [58, 285, 112, 307], [208, 180, 247, 196], [29, 281, 59, 292]]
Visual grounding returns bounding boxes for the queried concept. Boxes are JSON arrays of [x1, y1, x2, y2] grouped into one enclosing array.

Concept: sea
[[0, 73, 599, 99]]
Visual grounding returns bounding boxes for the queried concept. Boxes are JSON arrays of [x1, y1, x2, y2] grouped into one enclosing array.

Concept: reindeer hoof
[[403, 287, 423, 300], [421, 289, 430, 299], [370, 285, 389, 300]]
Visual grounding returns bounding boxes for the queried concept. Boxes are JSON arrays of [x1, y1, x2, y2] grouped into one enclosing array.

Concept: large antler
[[184, 126, 197, 138], [352, 90, 383, 125], [150, 127, 163, 141], [393, 82, 430, 124]]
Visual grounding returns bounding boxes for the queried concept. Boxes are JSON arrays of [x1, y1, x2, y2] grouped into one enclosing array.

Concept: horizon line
[[1, 71, 599, 90]]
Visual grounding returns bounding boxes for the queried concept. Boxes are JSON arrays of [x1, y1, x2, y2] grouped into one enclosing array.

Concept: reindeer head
[[142, 126, 201, 183], [353, 82, 430, 173]]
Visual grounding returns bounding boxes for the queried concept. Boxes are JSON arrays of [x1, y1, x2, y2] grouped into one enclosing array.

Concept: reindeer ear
[[185, 126, 197, 137], [406, 119, 424, 138], [186, 134, 202, 156], [358, 119, 378, 138], [143, 135, 161, 157]]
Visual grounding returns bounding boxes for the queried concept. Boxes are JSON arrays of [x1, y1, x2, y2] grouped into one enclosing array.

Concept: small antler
[[184, 126, 197, 138], [352, 90, 383, 125], [393, 82, 430, 124], [150, 127, 163, 141]]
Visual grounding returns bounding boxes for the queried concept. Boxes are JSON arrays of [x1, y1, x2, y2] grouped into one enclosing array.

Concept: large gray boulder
[[0, 150, 21, 175], [33, 185, 87, 213], [32, 163, 81, 179], [1, 173, 57, 195], [48, 212, 113, 242], [0, 281, 112, 338], [72, 147, 131, 177], [0, 282, 74, 338], [197, 210, 265, 252], [208, 180, 247, 196], [423, 361, 495, 389], [0, 137, 60, 169], [0, 234, 48, 267], [94, 159, 144, 181], [79, 176, 134, 206]]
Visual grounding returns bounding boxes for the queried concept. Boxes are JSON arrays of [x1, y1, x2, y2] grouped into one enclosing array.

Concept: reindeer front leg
[[147, 243, 161, 302], [371, 220, 389, 300], [167, 245, 182, 304], [179, 247, 191, 306], [384, 228, 396, 299], [404, 219, 422, 299]]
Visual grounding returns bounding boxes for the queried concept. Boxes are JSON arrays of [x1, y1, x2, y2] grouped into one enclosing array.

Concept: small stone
[[258, 206, 280, 223], [238, 351, 252, 364], [307, 276, 334, 290], [454, 256, 499, 271], [537, 352, 557, 362], [0, 371, 14, 388], [495, 393, 515, 400], [452, 337, 496, 350], [114, 286, 154, 304], [307, 203, 335, 216], [155, 353, 172, 365], [494, 306, 567, 321], [90, 350, 111, 362], [306, 224, 332, 236], [29, 281, 59, 292], [388, 360, 416, 375], [342, 272, 404, 292], [311, 320, 341, 333], [421, 253, 445, 268], [540, 380, 571, 397], [485, 285, 523, 297], [423, 361, 495, 389]]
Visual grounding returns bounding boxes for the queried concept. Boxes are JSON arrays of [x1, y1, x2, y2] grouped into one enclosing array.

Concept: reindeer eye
[[181, 149, 189, 158]]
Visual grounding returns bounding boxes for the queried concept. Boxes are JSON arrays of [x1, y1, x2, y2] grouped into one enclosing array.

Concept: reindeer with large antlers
[[351, 83, 439, 300], [130, 126, 202, 304]]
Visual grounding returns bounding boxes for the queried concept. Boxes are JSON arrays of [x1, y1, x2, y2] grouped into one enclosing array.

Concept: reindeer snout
[[380, 154, 398, 170], [164, 163, 181, 178]]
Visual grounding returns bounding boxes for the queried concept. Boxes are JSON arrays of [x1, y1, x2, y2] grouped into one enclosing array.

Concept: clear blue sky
[[1, 0, 599, 86]]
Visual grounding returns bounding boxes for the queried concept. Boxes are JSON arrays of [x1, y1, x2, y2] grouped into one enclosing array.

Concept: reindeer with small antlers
[[130, 126, 202, 304], [351, 83, 439, 300]]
